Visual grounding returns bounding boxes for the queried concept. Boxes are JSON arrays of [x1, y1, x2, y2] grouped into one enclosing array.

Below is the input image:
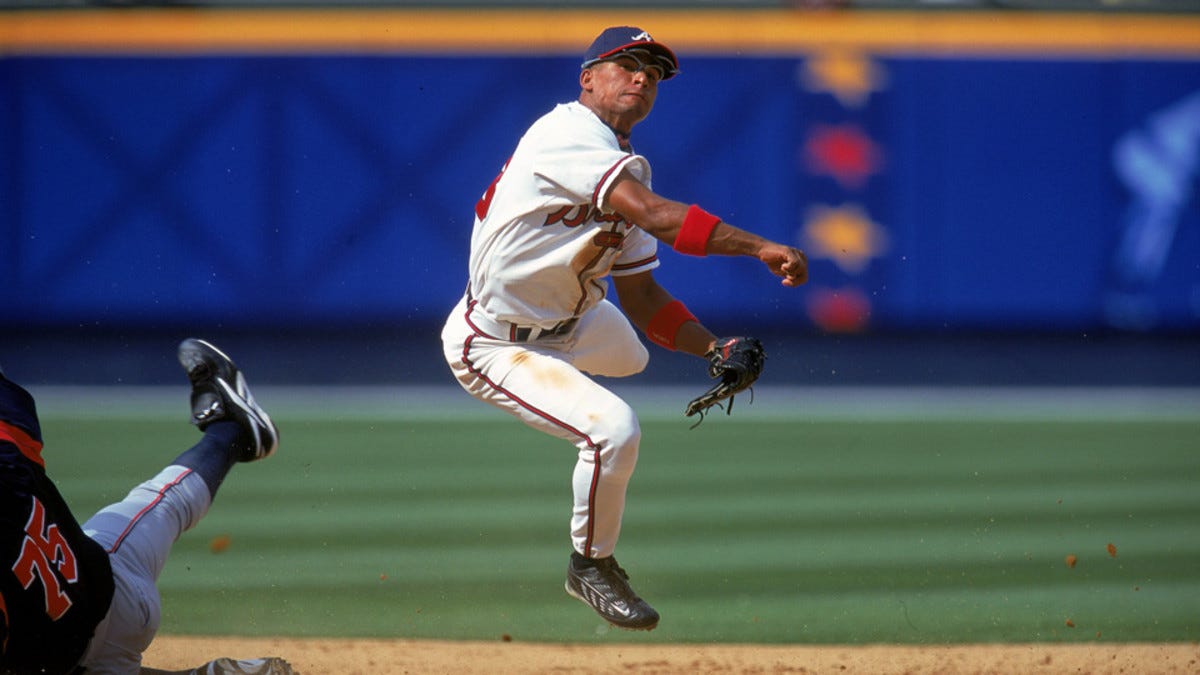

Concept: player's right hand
[[760, 244, 808, 287]]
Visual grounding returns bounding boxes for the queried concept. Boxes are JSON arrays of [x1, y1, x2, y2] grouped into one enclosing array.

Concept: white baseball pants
[[442, 294, 649, 558]]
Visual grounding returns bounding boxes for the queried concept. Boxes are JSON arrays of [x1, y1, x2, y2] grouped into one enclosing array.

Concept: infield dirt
[[145, 636, 1199, 674]]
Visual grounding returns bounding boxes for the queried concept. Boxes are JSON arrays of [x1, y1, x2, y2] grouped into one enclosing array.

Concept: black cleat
[[177, 338, 278, 462], [565, 552, 659, 631]]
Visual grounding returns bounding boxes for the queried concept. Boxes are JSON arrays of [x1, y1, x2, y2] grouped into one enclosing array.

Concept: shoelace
[[591, 558, 640, 602]]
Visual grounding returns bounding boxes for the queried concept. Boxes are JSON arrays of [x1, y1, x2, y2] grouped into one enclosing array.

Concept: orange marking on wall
[[1, 9, 1199, 57]]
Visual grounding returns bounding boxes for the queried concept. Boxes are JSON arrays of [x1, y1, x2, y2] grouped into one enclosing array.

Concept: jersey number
[[474, 159, 511, 221], [11, 496, 79, 621]]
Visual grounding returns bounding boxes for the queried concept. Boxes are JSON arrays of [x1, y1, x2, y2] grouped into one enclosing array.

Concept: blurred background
[[1, 1, 1198, 388], [4, 2, 1199, 651]]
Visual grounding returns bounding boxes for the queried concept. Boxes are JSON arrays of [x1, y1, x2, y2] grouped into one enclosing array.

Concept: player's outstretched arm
[[607, 174, 808, 287]]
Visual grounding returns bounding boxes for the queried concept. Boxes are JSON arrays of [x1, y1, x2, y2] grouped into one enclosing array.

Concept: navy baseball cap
[[581, 26, 680, 80]]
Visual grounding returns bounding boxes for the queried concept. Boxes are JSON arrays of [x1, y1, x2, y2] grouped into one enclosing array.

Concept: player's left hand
[[759, 244, 808, 287], [685, 336, 766, 426]]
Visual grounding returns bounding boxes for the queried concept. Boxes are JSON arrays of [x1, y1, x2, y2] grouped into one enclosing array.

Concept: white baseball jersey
[[468, 100, 661, 328]]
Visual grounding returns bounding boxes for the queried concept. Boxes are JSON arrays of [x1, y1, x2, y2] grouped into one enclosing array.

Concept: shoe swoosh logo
[[610, 603, 634, 617]]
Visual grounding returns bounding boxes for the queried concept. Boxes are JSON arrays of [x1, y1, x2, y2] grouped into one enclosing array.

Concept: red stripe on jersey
[[612, 254, 658, 272], [0, 420, 44, 468], [592, 156, 636, 211]]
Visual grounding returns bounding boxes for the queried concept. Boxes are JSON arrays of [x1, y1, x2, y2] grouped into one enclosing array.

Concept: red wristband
[[646, 300, 697, 351], [673, 205, 720, 257]]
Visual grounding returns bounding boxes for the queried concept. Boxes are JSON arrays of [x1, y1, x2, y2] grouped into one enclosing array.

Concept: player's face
[[582, 52, 661, 131]]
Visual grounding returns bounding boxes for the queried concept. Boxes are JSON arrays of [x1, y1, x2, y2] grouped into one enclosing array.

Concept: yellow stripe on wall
[[2, 8, 1200, 57]]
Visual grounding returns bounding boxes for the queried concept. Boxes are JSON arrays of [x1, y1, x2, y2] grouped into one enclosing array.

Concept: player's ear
[[580, 66, 594, 91]]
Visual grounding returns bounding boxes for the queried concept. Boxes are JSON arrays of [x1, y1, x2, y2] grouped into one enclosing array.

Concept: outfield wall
[[2, 9, 1199, 335]]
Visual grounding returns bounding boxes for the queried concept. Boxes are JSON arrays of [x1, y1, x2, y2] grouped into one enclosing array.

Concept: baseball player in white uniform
[[441, 26, 807, 631]]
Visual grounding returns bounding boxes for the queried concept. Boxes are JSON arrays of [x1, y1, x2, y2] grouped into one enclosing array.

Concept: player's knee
[[619, 342, 650, 377], [610, 423, 641, 458], [598, 407, 641, 477], [596, 341, 648, 378]]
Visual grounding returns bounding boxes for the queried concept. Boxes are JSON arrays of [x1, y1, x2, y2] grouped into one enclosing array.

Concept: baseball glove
[[685, 336, 766, 427]]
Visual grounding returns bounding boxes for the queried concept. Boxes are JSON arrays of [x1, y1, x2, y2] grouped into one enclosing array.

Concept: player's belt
[[512, 318, 578, 342], [464, 295, 579, 342]]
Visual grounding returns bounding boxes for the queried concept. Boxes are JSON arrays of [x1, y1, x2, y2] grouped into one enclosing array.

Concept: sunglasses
[[593, 48, 674, 83]]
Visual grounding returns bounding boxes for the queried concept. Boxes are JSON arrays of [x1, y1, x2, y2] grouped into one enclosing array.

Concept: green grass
[[40, 410, 1200, 644]]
